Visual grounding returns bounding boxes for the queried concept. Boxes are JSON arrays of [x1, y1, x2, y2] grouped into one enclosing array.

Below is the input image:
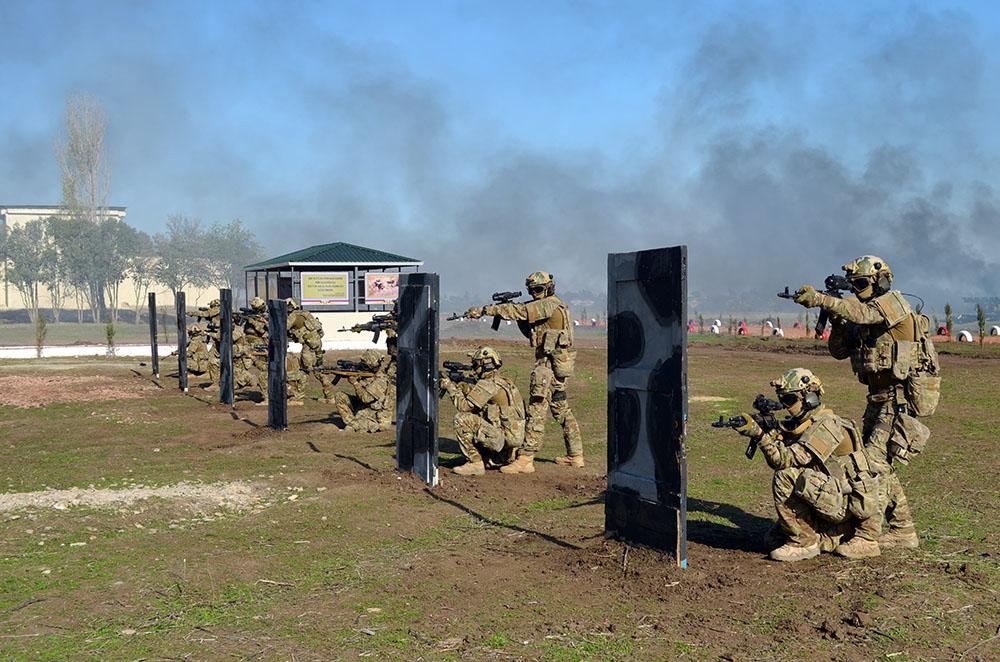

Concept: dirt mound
[[0, 481, 266, 513], [0, 374, 153, 408]]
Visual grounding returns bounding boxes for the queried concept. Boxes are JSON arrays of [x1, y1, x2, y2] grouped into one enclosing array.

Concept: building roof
[[245, 242, 422, 270], [0, 205, 127, 211]]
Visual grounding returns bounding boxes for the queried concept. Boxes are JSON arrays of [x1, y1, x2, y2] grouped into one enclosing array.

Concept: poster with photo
[[365, 272, 399, 304]]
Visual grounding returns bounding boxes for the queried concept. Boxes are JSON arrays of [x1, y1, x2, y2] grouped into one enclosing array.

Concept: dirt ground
[[0, 339, 997, 660]]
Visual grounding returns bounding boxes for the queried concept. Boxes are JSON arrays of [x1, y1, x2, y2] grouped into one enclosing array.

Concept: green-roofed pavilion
[[243, 242, 423, 314]]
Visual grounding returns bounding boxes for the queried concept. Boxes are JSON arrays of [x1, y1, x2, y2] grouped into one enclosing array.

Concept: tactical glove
[[465, 307, 485, 319], [793, 285, 822, 308], [734, 414, 763, 438]]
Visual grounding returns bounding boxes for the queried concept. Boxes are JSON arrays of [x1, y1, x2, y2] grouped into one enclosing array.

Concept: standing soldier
[[465, 271, 582, 474], [726, 368, 882, 561], [286, 298, 334, 404], [332, 349, 394, 432], [440, 346, 525, 476], [792, 256, 940, 549]]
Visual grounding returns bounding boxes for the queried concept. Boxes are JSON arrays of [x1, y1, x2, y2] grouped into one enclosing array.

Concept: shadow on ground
[[687, 497, 772, 553]]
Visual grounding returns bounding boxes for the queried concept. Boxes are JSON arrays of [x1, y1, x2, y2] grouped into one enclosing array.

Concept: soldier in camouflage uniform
[[794, 256, 939, 549], [465, 271, 582, 474], [732, 368, 882, 561], [285, 298, 333, 404], [184, 324, 218, 383], [441, 346, 526, 476], [332, 349, 394, 432], [189, 299, 222, 390]]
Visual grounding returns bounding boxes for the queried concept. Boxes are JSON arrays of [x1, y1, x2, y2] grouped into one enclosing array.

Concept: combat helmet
[[188, 323, 203, 335], [469, 345, 502, 371], [842, 255, 892, 300], [360, 349, 382, 370], [250, 296, 266, 312], [285, 298, 301, 311], [771, 368, 824, 411], [525, 271, 554, 299]]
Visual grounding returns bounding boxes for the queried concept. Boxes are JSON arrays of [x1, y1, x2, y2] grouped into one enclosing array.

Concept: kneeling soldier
[[731, 368, 882, 562], [441, 346, 526, 476], [332, 349, 393, 433]]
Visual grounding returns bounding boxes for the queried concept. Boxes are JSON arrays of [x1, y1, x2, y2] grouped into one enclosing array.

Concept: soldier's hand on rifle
[[793, 285, 822, 308], [734, 414, 763, 438], [465, 306, 485, 320]]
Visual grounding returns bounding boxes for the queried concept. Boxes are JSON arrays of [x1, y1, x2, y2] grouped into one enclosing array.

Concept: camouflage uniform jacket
[[486, 295, 574, 362], [443, 372, 526, 446], [818, 290, 937, 390], [288, 309, 324, 350], [757, 407, 871, 482], [349, 369, 392, 411]]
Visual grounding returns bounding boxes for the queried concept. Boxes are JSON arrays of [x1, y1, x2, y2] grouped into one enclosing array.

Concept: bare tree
[[55, 93, 112, 321]]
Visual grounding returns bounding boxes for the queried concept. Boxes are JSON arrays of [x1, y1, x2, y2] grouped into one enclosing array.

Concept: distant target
[[957, 330, 974, 342]]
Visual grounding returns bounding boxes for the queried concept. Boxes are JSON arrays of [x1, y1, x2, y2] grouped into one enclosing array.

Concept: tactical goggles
[[528, 286, 546, 294], [778, 392, 801, 407], [850, 277, 873, 292]]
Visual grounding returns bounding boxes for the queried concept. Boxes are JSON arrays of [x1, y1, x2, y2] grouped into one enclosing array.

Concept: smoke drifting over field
[[2, 3, 999, 311]]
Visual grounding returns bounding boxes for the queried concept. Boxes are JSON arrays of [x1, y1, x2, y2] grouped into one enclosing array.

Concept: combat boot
[[835, 537, 881, 559], [452, 460, 486, 476], [499, 453, 535, 474], [769, 541, 821, 562], [554, 455, 585, 468], [879, 527, 919, 549]]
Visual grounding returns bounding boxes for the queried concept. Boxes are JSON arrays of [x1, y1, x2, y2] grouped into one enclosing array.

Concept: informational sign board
[[300, 272, 349, 305], [605, 245, 688, 567], [365, 272, 400, 304], [395, 272, 439, 487]]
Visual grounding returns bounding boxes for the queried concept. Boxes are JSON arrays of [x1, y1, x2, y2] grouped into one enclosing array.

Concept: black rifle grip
[[492, 315, 501, 331], [814, 308, 830, 338]]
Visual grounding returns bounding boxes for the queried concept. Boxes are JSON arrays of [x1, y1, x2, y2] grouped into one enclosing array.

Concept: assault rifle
[[778, 274, 852, 338], [711, 394, 785, 460], [340, 313, 397, 343], [309, 359, 376, 384], [488, 291, 522, 331], [439, 361, 477, 396], [187, 306, 217, 320]]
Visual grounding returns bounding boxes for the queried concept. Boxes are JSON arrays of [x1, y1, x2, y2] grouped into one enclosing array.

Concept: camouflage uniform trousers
[[863, 396, 917, 533], [332, 392, 392, 432], [523, 359, 582, 456], [772, 468, 871, 550], [288, 342, 335, 401], [234, 355, 266, 394], [454, 412, 517, 467]]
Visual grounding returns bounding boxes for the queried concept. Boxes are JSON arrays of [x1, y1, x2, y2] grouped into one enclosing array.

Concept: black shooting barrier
[[219, 289, 234, 406], [267, 298, 288, 430], [395, 273, 440, 486], [148, 292, 159, 378], [606, 245, 688, 567], [175, 291, 187, 392]]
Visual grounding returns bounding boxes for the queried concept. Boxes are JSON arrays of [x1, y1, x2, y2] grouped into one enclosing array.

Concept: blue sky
[[3, 1, 1000, 306]]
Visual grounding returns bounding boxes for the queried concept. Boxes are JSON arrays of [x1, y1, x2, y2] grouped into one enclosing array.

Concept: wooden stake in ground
[[148, 292, 159, 378], [219, 289, 234, 406], [176, 291, 187, 392], [267, 298, 287, 430]]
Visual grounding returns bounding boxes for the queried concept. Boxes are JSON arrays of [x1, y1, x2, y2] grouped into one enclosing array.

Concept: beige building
[[0, 204, 217, 313]]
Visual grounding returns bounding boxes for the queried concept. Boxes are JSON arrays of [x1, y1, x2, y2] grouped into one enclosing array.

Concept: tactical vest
[[792, 408, 880, 523], [845, 291, 941, 415], [467, 373, 526, 443]]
